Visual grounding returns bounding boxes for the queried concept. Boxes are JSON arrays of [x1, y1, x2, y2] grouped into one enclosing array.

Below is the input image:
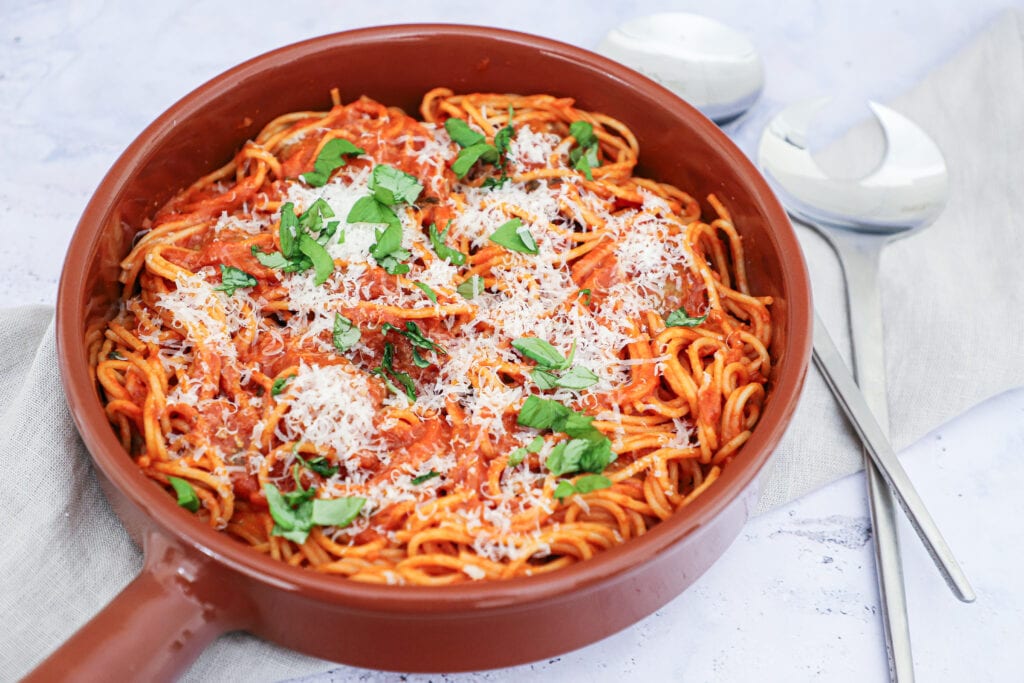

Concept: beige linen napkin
[[2, 11, 1023, 681], [755, 8, 1024, 510]]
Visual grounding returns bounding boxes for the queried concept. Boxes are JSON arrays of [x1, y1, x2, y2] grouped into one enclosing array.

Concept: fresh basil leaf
[[444, 118, 486, 148], [279, 202, 301, 258], [348, 196, 400, 230], [554, 474, 612, 500], [403, 322, 445, 353], [413, 281, 438, 303], [578, 437, 615, 473], [301, 138, 364, 187], [372, 341, 417, 402], [297, 233, 334, 285], [369, 219, 404, 261], [271, 374, 295, 396], [568, 121, 600, 181], [411, 471, 441, 485], [214, 264, 257, 296], [457, 275, 485, 300], [560, 411, 603, 441], [481, 176, 509, 189], [546, 437, 614, 477], [574, 149, 596, 181], [428, 221, 467, 265], [530, 368, 559, 390], [451, 142, 499, 178], [250, 245, 289, 269], [553, 480, 576, 501], [544, 439, 589, 476], [167, 476, 200, 512], [527, 435, 545, 453], [265, 483, 314, 544], [494, 124, 514, 157], [369, 164, 423, 206], [489, 218, 538, 254], [380, 256, 411, 275], [311, 496, 366, 528], [665, 307, 708, 327], [517, 395, 572, 430], [568, 120, 598, 149], [332, 313, 361, 352], [555, 365, 599, 390], [508, 448, 527, 467], [297, 454, 339, 478], [512, 337, 568, 369]]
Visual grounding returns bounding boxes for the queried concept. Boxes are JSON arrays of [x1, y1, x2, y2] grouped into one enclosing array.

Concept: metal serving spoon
[[597, 13, 764, 124], [759, 100, 975, 682]]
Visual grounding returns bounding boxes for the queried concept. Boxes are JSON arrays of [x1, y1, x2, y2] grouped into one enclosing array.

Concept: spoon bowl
[[597, 13, 764, 124], [758, 98, 949, 236]]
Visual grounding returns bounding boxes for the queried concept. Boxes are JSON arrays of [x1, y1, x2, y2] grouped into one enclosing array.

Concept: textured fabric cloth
[[2, 11, 1023, 681], [754, 8, 1024, 510]]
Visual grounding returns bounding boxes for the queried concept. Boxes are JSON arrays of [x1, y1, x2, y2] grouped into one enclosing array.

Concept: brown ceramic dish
[[36, 24, 811, 681]]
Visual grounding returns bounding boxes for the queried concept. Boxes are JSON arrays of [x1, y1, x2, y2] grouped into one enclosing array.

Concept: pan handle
[[25, 533, 251, 682]]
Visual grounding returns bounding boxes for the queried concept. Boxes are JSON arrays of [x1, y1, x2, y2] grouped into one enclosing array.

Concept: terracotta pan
[[36, 24, 811, 681]]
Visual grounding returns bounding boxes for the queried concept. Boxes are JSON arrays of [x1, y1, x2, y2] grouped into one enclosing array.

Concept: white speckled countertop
[[3, 2, 1022, 681]]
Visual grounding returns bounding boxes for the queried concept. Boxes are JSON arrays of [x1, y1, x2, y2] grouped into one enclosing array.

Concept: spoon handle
[[813, 312, 977, 602]]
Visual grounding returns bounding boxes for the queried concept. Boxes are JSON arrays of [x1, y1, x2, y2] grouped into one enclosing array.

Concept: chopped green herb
[[251, 244, 292, 270], [297, 233, 335, 285], [517, 397, 614, 474], [578, 289, 592, 306], [301, 138, 365, 187], [428, 221, 467, 265], [255, 200, 339, 279], [553, 365, 599, 390], [348, 195, 401, 230], [265, 482, 315, 544], [508, 448, 528, 467], [297, 454, 339, 478], [107, 350, 124, 360], [265, 481, 364, 544], [530, 368, 560, 390], [665, 306, 709, 327], [508, 435, 546, 466], [568, 120, 601, 181], [271, 374, 296, 396], [518, 395, 572, 431], [444, 118, 486, 148], [451, 142, 500, 178], [167, 476, 200, 512], [413, 281, 438, 303], [553, 474, 612, 500], [411, 471, 441, 485], [569, 120, 598, 148], [489, 218, 538, 254], [332, 313, 361, 352], [214, 264, 257, 296], [311, 496, 366, 528], [446, 109, 516, 183], [371, 341, 417, 402], [457, 275, 485, 299], [512, 337, 571, 370], [382, 321, 446, 369], [369, 164, 423, 206]]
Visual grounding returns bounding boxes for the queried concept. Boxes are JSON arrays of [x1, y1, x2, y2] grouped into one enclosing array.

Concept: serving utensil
[[597, 13, 764, 124], [759, 99, 974, 682]]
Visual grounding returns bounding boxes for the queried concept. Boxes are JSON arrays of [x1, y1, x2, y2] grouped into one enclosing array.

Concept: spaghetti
[[92, 89, 774, 585]]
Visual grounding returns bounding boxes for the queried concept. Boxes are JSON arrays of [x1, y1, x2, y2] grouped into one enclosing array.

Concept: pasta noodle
[[92, 88, 774, 585]]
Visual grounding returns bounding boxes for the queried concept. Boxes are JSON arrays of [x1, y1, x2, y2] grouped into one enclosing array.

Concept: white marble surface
[[3, 1, 1023, 681]]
